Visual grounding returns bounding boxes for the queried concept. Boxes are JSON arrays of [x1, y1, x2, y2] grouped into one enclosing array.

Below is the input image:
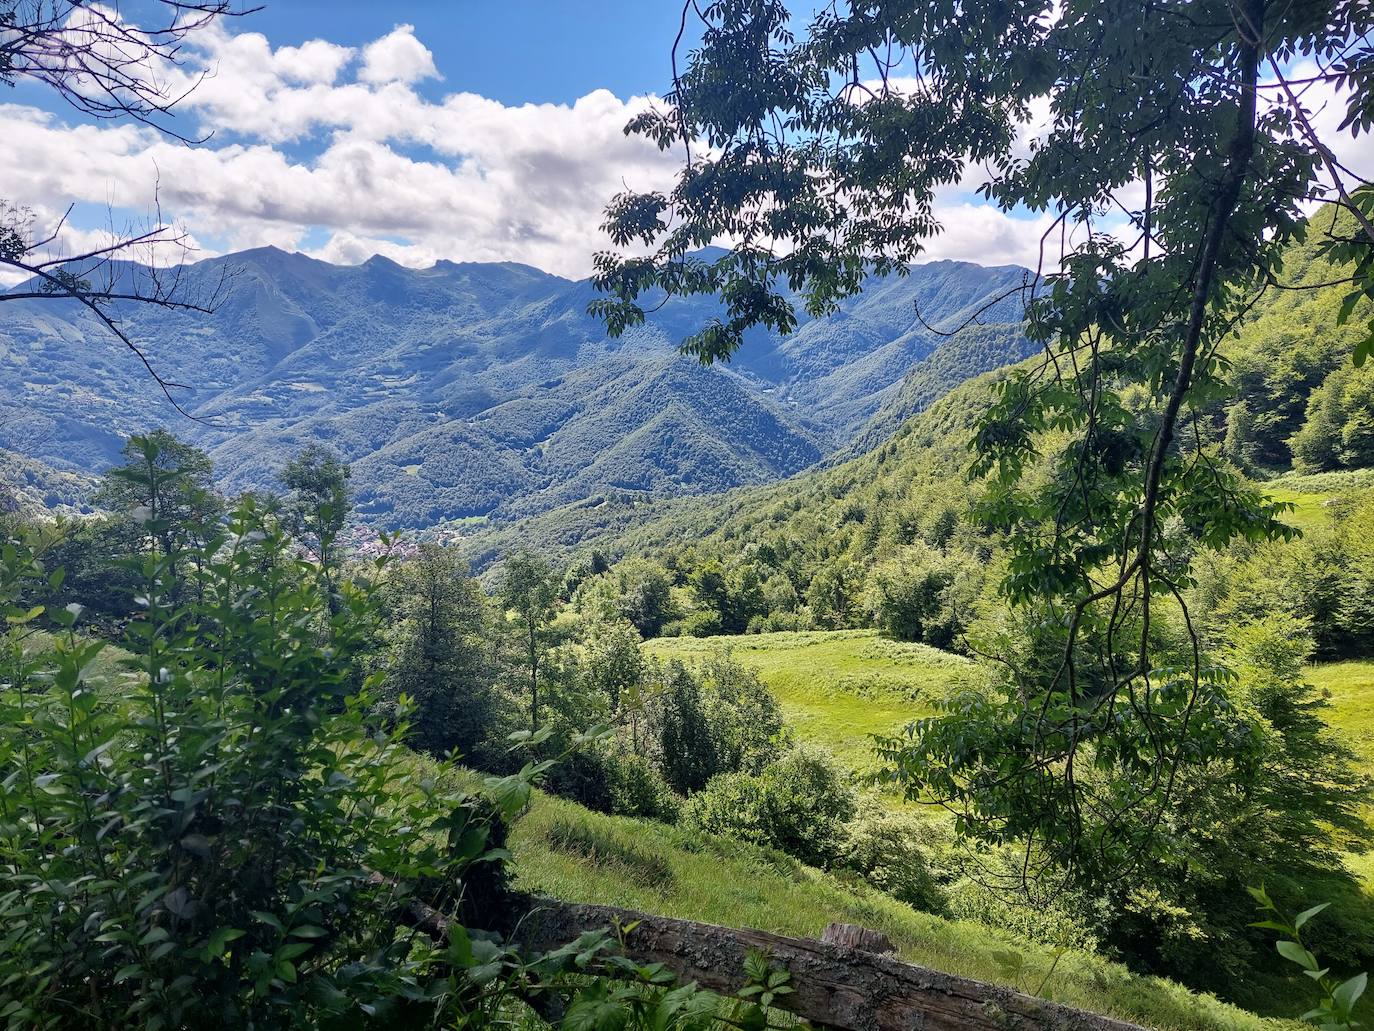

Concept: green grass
[[1308, 658, 1374, 886], [508, 789, 1289, 1031], [1265, 468, 1374, 531], [1309, 659, 1374, 764], [644, 630, 1374, 1012], [645, 630, 976, 771]]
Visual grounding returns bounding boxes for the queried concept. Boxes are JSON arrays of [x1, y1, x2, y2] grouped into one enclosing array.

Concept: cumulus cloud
[[359, 24, 438, 85], [917, 204, 1065, 272], [0, 43, 683, 279], [10, 20, 1365, 285]]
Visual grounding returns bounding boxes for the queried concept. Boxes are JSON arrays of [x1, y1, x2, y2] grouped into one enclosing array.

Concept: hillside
[[1, 249, 1033, 528], [509, 787, 1284, 1031], [0, 446, 98, 519], [456, 361, 996, 571], [461, 207, 1374, 575]]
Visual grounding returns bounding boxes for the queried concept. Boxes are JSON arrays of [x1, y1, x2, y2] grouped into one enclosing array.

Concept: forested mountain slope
[[465, 208, 1374, 583], [1, 248, 1032, 527]]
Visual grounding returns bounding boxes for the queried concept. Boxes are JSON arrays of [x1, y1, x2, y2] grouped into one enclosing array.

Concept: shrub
[[673, 609, 723, 638], [682, 747, 855, 868], [945, 876, 1104, 953], [0, 501, 520, 1027], [544, 741, 680, 823], [698, 655, 790, 776], [862, 542, 980, 647], [841, 799, 947, 912], [604, 746, 681, 823], [649, 661, 720, 795]]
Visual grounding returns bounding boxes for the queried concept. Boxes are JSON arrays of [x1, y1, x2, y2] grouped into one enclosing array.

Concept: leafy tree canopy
[[593, 0, 1374, 881]]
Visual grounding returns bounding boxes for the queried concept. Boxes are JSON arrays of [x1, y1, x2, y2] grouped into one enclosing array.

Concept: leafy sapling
[[1250, 885, 1368, 1028]]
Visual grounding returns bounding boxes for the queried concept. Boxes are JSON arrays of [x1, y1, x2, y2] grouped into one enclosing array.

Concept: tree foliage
[[500, 551, 560, 730], [592, 0, 1374, 883], [381, 544, 502, 762]]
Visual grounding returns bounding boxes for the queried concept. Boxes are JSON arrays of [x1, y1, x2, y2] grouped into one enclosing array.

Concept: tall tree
[[280, 445, 352, 609], [592, 0, 1374, 881], [93, 430, 220, 573], [582, 617, 644, 713], [500, 551, 559, 730], [383, 545, 498, 761]]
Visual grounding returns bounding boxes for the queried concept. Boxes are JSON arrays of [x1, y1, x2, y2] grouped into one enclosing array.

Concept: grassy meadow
[[649, 627, 1374, 886], [1267, 467, 1374, 531], [506, 787, 1289, 1031], [645, 629, 976, 771]]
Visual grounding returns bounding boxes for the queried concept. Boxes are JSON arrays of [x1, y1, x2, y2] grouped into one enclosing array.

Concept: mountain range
[[1, 246, 1033, 528]]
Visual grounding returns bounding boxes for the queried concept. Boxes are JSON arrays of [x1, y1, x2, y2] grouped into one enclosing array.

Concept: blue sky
[[241, 2, 695, 106], [4, 3, 1361, 282], [3, 2, 763, 278], [11, 2, 697, 112]]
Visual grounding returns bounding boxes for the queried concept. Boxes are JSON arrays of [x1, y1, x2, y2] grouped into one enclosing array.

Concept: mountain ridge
[[1, 247, 1034, 527]]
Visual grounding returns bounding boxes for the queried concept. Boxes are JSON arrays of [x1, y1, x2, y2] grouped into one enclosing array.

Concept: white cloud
[[917, 204, 1065, 272], [1268, 61, 1374, 190], [359, 24, 437, 85], [276, 39, 355, 85], [14, 20, 1367, 287], [0, 18, 1074, 282]]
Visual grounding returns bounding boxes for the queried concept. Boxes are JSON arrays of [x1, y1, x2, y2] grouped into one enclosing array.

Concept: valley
[[0, 248, 1033, 527]]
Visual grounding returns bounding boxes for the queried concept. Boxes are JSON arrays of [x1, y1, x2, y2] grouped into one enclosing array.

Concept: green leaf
[[1294, 903, 1330, 930], [205, 927, 245, 957], [1355, 332, 1374, 368], [1332, 971, 1367, 1013], [447, 924, 474, 968], [1276, 940, 1319, 971], [5, 605, 43, 625], [563, 995, 632, 1031]]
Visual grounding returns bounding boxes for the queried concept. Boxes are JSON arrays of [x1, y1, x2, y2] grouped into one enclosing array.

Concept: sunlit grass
[[650, 630, 1374, 899], [1265, 468, 1374, 531], [507, 789, 1283, 1031], [1308, 658, 1374, 890], [644, 629, 974, 772]]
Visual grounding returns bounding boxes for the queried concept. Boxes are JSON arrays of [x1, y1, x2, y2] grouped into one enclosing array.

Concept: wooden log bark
[[513, 895, 1147, 1031], [821, 922, 896, 955]]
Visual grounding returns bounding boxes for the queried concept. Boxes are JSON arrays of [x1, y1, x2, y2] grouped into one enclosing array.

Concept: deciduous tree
[[594, 0, 1374, 882]]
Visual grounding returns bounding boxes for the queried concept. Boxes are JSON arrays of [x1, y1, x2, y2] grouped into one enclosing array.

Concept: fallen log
[[512, 895, 1148, 1031], [378, 878, 1146, 1031]]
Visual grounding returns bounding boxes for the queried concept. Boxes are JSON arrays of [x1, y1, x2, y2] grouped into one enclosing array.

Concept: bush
[[682, 747, 855, 868], [672, 609, 723, 638], [841, 799, 948, 912], [604, 746, 681, 822], [649, 661, 720, 795], [545, 741, 681, 823], [698, 655, 790, 776], [862, 542, 980, 647], [0, 501, 520, 1027], [642, 656, 790, 797], [945, 876, 1104, 953], [0, 438, 730, 1029]]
